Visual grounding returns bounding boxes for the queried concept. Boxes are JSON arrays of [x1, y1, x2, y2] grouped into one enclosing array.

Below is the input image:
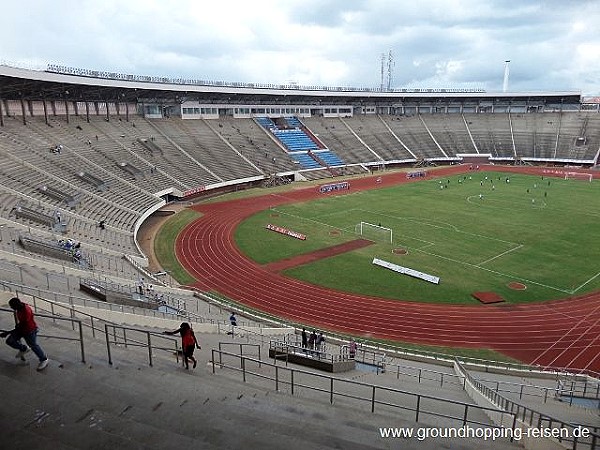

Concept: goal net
[[355, 222, 393, 244], [564, 172, 592, 182]]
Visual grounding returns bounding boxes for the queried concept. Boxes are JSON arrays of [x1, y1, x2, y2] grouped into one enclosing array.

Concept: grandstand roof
[[0, 65, 582, 106]]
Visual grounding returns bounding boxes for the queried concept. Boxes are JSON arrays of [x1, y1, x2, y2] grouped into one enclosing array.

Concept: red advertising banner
[[266, 223, 306, 240]]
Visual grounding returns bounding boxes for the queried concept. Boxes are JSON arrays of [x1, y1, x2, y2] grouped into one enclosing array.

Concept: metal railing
[[557, 378, 600, 403], [217, 342, 262, 368], [44, 63, 486, 94], [456, 360, 600, 449], [211, 349, 516, 433], [0, 307, 86, 363], [386, 360, 565, 403], [268, 341, 351, 365], [104, 324, 179, 367]]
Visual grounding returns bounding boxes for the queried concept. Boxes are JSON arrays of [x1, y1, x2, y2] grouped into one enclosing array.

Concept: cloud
[[1, 0, 599, 94]]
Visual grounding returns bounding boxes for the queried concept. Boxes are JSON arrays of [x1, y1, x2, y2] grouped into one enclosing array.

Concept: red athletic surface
[[176, 166, 600, 374], [263, 239, 374, 272]]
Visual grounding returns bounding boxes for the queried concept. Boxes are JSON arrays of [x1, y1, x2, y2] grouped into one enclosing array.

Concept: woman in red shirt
[[1, 297, 49, 371], [163, 322, 200, 369]]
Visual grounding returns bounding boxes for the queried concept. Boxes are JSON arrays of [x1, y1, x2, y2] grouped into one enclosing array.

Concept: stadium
[[0, 63, 599, 449]]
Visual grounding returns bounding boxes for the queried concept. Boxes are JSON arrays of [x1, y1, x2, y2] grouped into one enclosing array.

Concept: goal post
[[355, 222, 393, 244], [564, 172, 592, 182]]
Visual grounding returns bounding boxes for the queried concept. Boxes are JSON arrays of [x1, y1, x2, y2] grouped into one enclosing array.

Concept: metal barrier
[[269, 340, 350, 365], [557, 378, 600, 404], [385, 360, 565, 403], [211, 349, 516, 433], [104, 324, 179, 367], [217, 342, 262, 368], [455, 359, 600, 450]]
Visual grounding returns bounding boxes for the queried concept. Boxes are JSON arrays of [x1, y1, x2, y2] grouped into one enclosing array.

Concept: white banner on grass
[[372, 258, 440, 284]]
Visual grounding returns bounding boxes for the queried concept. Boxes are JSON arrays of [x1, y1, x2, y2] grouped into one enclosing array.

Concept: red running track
[[176, 166, 600, 373]]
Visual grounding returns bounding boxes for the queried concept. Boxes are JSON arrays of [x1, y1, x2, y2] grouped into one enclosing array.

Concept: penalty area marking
[[478, 244, 524, 266], [466, 195, 547, 210], [571, 270, 600, 294]]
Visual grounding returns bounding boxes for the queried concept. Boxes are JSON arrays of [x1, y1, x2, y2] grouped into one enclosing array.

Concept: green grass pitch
[[234, 171, 600, 304]]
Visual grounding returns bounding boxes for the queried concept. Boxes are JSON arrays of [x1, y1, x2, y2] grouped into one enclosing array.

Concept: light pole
[[503, 60, 511, 93]]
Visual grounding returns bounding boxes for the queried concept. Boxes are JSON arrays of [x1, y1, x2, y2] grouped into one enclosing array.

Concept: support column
[[125, 101, 129, 122], [43, 98, 49, 125], [20, 97, 27, 125], [65, 100, 70, 124], [105, 101, 110, 122], [85, 101, 90, 123], [0, 98, 4, 127]]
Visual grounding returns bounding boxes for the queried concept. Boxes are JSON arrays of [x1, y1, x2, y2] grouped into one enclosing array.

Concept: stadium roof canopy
[[0, 64, 582, 106]]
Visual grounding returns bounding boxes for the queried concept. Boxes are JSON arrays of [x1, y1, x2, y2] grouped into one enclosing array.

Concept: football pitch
[[234, 171, 600, 304]]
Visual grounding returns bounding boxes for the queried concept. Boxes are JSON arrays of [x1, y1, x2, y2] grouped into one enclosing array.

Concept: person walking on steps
[[1, 297, 49, 371], [163, 322, 200, 370]]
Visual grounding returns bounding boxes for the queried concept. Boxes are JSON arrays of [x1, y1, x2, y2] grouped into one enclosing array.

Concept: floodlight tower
[[387, 50, 394, 91], [380, 53, 386, 91], [502, 60, 511, 92]]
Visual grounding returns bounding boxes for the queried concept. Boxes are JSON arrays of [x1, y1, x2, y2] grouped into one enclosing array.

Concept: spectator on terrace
[[301, 328, 308, 350], [163, 322, 200, 370], [308, 330, 317, 353], [1, 297, 49, 371], [349, 339, 357, 359], [137, 278, 145, 296], [226, 312, 237, 336], [317, 332, 326, 354], [98, 220, 106, 230]]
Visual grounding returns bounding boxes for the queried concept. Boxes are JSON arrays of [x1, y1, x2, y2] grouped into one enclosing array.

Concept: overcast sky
[[3, 0, 600, 95]]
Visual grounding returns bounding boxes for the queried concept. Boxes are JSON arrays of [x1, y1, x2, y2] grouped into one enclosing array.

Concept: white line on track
[[531, 305, 600, 368]]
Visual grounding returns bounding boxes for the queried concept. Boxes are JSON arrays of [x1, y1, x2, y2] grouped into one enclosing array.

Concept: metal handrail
[[455, 359, 600, 450], [103, 323, 179, 367], [211, 349, 516, 433], [384, 360, 570, 404], [217, 342, 262, 369], [269, 340, 350, 364], [0, 307, 86, 363]]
